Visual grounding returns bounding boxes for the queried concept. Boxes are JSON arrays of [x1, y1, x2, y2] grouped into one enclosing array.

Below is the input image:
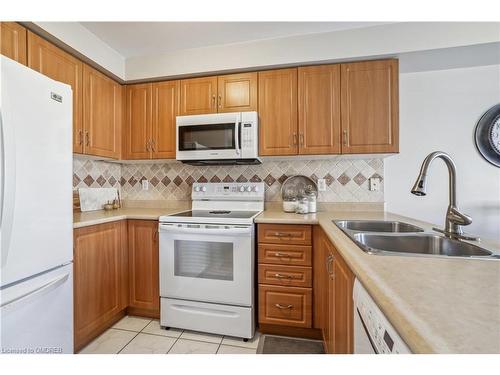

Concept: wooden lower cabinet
[[127, 220, 160, 318], [259, 285, 312, 328], [313, 226, 355, 354], [73, 221, 128, 352]]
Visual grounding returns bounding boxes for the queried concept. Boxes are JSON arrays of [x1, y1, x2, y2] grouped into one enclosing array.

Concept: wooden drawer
[[258, 243, 312, 266], [258, 285, 312, 328], [258, 224, 312, 245], [258, 264, 312, 288]]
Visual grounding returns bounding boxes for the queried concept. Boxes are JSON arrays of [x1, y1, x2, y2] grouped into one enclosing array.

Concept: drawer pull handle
[[274, 273, 297, 280], [274, 252, 299, 258], [273, 232, 298, 238], [275, 303, 293, 309]]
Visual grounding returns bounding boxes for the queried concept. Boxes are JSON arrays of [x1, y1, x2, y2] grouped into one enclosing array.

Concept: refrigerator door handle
[[0, 272, 70, 309], [0, 109, 16, 269]]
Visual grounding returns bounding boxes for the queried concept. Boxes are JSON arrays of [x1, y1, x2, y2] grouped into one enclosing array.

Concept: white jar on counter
[[295, 197, 309, 214], [283, 197, 297, 213]]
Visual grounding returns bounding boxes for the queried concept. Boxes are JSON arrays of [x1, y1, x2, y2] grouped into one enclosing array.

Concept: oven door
[[176, 112, 241, 161], [159, 223, 254, 306]]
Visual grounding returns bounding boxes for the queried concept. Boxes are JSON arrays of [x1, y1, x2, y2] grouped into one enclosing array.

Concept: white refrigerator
[[0, 56, 73, 354]]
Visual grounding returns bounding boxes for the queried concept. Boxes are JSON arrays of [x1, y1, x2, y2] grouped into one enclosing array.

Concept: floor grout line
[[116, 330, 141, 354]]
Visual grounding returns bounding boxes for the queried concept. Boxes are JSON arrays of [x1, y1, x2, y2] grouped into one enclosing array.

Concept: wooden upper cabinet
[[180, 76, 218, 115], [83, 65, 122, 159], [298, 65, 341, 155], [217, 72, 257, 113], [152, 80, 180, 159], [0, 22, 27, 65], [73, 221, 128, 352], [258, 68, 298, 156], [341, 59, 399, 154], [125, 83, 152, 159], [128, 220, 160, 317], [27, 31, 83, 154]]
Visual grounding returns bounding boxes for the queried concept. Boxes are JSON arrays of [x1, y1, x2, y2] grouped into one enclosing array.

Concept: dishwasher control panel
[[353, 279, 412, 354]]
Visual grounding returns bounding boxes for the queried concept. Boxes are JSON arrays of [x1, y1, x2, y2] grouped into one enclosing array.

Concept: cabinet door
[[333, 252, 355, 354], [124, 83, 152, 159], [73, 221, 128, 351], [0, 22, 27, 64], [152, 80, 179, 159], [341, 59, 399, 154], [28, 31, 83, 154], [258, 68, 298, 156], [83, 64, 122, 159], [180, 76, 218, 115], [312, 227, 329, 335], [298, 65, 341, 155], [128, 220, 160, 317], [217, 72, 257, 113]]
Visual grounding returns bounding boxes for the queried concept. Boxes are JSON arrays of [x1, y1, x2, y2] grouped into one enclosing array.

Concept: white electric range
[[158, 182, 264, 339]]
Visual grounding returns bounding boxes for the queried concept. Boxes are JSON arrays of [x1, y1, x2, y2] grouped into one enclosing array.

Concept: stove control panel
[[192, 182, 264, 201]]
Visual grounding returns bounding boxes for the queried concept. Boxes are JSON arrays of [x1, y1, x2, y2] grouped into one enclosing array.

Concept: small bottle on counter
[[306, 188, 317, 213]]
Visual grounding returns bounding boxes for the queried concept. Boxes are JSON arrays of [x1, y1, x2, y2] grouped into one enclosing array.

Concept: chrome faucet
[[411, 151, 479, 241]]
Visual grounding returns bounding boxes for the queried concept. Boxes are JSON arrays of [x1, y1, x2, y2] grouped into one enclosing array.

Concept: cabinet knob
[[343, 130, 348, 145], [275, 303, 293, 309], [212, 94, 216, 108], [85, 131, 90, 147], [218, 94, 222, 108]]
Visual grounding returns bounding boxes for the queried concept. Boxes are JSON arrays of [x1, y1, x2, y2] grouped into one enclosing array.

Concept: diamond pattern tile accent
[[120, 177, 127, 186], [108, 176, 117, 186], [250, 175, 262, 183], [96, 175, 106, 187], [173, 176, 183, 186], [278, 174, 288, 184], [337, 173, 351, 186], [161, 176, 171, 187], [210, 175, 221, 183], [324, 173, 334, 186], [83, 175, 95, 187], [150, 176, 160, 187], [185, 176, 195, 186], [223, 175, 234, 183], [128, 176, 138, 187], [264, 174, 276, 187], [236, 175, 248, 183], [73, 174, 81, 187], [353, 173, 367, 186]]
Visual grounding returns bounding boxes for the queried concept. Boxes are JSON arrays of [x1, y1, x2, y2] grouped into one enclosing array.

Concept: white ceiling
[[80, 22, 386, 58]]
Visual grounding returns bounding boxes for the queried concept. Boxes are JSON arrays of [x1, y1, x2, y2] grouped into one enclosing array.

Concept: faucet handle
[[447, 207, 472, 226]]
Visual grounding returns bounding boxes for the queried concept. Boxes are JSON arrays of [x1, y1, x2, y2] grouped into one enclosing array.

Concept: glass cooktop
[[168, 210, 259, 219]]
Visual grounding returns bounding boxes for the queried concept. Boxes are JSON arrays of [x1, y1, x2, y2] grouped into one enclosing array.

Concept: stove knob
[[194, 186, 200, 192], [253, 185, 259, 192], [201, 186, 207, 192], [246, 186, 252, 192], [239, 186, 245, 192]]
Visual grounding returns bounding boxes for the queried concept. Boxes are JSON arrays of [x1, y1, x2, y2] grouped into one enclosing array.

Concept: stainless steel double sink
[[334, 220, 496, 259]]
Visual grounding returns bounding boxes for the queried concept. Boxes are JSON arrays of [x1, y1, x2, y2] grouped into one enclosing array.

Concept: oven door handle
[[159, 224, 252, 236]]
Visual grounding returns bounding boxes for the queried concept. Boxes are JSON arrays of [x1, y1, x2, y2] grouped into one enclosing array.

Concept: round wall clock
[[474, 103, 500, 167]]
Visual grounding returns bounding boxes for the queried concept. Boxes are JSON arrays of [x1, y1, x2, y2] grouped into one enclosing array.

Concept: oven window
[[174, 240, 234, 281], [179, 124, 236, 151]]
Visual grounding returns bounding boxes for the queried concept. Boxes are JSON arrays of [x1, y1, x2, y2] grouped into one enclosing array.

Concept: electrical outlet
[[141, 179, 149, 191], [369, 177, 381, 192], [317, 179, 327, 191]]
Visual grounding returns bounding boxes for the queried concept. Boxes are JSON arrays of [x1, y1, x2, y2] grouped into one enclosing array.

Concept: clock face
[[491, 116, 500, 154]]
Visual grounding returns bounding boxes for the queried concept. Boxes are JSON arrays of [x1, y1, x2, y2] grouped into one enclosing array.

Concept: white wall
[[125, 22, 500, 80], [386, 64, 500, 241], [34, 22, 126, 79]]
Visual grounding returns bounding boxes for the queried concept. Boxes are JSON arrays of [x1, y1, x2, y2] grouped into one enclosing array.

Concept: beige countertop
[[73, 206, 500, 353]]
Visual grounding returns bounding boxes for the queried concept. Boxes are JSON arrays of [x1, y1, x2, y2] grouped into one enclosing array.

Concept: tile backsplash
[[73, 157, 384, 202]]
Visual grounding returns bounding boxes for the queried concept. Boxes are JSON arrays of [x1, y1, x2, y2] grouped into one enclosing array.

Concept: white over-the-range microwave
[[176, 111, 261, 165]]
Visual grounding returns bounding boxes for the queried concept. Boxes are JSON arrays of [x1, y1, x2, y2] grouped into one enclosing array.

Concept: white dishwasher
[[353, 279, 412, 354]]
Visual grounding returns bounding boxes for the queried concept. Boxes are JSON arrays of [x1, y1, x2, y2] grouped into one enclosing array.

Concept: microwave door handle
[[235, 121, 240, 155]]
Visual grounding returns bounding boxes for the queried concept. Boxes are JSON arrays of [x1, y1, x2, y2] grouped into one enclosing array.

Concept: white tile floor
[[79, 316, 261, 354]]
